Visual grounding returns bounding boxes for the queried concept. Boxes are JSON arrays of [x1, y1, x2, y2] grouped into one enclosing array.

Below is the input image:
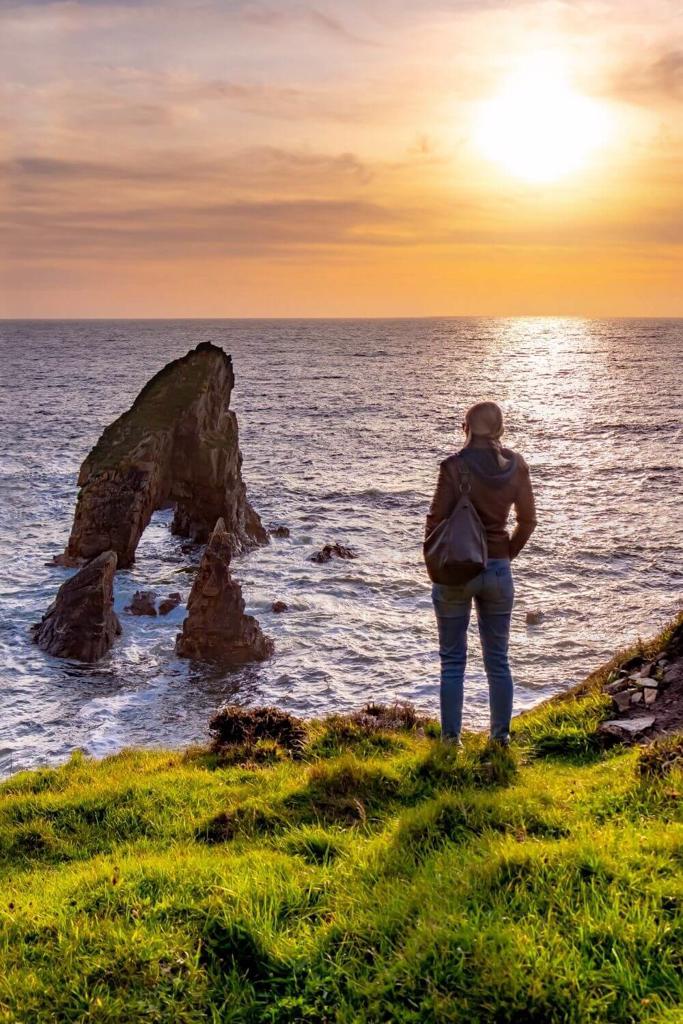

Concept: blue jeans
[[432, 558, 514, 741]]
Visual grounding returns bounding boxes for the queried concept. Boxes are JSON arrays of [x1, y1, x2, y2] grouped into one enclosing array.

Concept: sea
[[0, 318, 681, 776]]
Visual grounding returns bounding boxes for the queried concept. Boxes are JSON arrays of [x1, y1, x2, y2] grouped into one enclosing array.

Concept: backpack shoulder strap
[[456, 455, 472, 494]]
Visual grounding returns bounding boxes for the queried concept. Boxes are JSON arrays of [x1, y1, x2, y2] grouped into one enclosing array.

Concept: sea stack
[[32, 551, 121, 662], [56, 343, 267, 569], [176, 518, 273, 664]]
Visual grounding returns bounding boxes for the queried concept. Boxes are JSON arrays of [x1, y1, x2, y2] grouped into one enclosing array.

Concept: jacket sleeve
[[425, 460, 458, 541], [509, 456, 537, 559]]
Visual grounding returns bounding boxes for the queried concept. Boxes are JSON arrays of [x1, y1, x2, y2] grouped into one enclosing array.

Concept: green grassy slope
[[1, 624, 682, 1024]]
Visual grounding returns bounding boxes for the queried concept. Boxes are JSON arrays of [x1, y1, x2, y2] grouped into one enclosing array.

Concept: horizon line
[[2, 314, 682, 322]]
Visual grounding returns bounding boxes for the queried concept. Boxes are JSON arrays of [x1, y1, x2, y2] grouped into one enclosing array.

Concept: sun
[[475, 56, 611, 183]]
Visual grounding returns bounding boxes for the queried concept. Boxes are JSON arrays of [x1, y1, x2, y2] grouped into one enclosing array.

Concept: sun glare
[[475, 56, 611, 183]]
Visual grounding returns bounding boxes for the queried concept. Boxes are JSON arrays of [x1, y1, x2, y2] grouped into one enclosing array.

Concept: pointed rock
[[175, 519, 273, 664], [32, 552, 121, 662], [56, 343, 267, 569]]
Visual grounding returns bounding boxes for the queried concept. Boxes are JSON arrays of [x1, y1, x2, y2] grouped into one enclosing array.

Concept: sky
[[1, 0, 682, 317]]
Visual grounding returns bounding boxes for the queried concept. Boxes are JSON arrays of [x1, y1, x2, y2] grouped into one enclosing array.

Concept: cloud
[[2, 195, 413, 262], [1, 0, 682, 317], [2, 145, 389, 263], [6, 158, 682, 270], [4, 146, 373, 195], [0, 66, 398, 140], [239, 3, 379, 45], [610, 49, 683, 104], [0, 0, 379, 45]]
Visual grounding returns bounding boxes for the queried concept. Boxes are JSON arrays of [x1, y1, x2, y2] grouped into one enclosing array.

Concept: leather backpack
[[423, 459, 488, 585]]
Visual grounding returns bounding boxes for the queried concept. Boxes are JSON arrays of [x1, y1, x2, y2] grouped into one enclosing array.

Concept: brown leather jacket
[[425, 446, 537, 560]]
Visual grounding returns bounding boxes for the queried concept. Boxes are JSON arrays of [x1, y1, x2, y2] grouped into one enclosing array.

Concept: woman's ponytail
[[463, 401, 510, 469]]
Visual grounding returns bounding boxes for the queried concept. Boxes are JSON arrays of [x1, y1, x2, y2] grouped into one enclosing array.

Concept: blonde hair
[[463, 401, 510, 468]]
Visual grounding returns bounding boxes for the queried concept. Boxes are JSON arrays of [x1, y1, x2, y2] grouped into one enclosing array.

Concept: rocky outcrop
[[175, 518, 273, 664], [32, 551, 121, 662], [56, 343, 267, 569]]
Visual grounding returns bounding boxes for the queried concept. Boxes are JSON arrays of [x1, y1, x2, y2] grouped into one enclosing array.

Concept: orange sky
[[1, 0, 681, 317]]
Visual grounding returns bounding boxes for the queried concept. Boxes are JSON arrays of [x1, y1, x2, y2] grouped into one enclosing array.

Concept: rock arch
[[57, 343, 267, 569]]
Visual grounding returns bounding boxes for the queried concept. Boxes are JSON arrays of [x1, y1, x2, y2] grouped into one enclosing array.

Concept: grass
[[1, 623, 682, 1022]]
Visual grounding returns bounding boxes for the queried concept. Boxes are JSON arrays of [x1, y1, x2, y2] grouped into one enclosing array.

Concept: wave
[[319, 487, 425, 508]]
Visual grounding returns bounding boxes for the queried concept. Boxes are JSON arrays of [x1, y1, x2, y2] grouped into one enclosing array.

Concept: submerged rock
[[158, 592, 183, 615], [32, 551, 121, 662], [55, 342, 267, 569], [270, 525, 290, 538], [525, 610, 544, 626], [310, 542, 357, 564], [271, 600, 288, 613], [125, 590, 157, 616], [175, 518, 273, 664]]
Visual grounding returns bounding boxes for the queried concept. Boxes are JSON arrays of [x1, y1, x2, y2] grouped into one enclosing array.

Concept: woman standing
[[425, 402, 536, 746]]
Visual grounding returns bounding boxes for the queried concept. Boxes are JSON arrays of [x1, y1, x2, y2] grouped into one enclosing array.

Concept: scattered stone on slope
[[125, 590, 157, 616], [31, 551, 121, 663], [598, 616, 683, 741], [598, 716, 656, 741], [175, 518, 273, 664], [612, 689, 636, 712], [605, 677, 632, 695], [55, 342, 267, 569]]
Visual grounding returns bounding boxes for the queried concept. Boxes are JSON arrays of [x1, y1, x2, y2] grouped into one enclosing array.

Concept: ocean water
[[0, 318, 681, 776]]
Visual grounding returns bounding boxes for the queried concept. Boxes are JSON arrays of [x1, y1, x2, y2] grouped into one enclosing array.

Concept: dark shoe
[[442, 734, 463, 749], [489, 735, 510, 748]]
